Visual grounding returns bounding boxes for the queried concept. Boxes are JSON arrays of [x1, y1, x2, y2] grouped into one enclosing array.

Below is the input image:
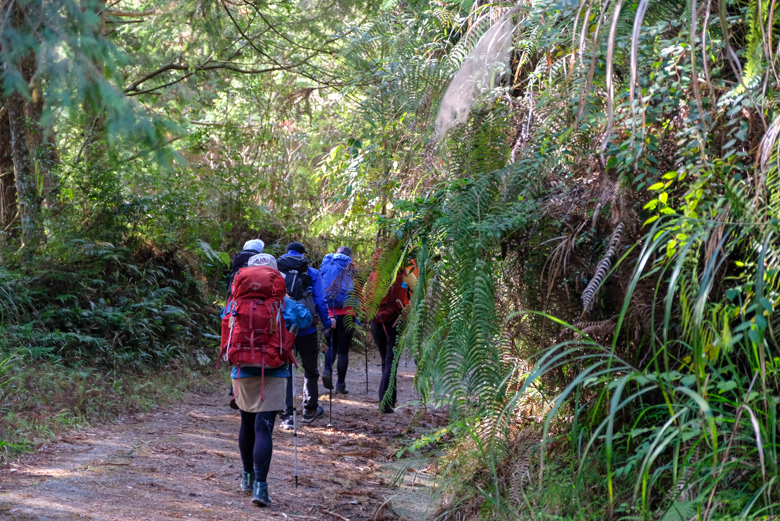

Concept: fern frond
[[582, 221, 625, 313]]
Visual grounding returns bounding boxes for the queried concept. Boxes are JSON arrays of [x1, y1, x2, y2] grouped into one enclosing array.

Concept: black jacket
[[228, 249, 261, 292]]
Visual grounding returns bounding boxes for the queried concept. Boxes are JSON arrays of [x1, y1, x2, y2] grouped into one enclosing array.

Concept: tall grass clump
[[512, 209, 780, 519], [407, 211, 779, 520]]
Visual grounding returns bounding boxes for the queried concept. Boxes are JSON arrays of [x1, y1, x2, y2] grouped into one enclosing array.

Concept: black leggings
[[370, 320, 399, 407], [284, 332, 321, 415], [238, 410, 277, 482], [323, 315, 354, 386]]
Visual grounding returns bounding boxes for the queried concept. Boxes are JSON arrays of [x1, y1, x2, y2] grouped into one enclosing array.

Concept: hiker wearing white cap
[[232, 239, 266, 274]]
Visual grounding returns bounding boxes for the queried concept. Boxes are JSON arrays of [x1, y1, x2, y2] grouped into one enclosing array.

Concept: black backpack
[[277, 255, 319, 325]]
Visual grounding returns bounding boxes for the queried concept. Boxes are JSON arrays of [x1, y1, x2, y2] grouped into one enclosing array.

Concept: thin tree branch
[[218, 0, 325, 81], [244, 2, 341, 54], [3, 210, 19, 232], [0, 0, 16, 42], [125, 62, 187, 92], [106, 7, 158, 17], [127, 61, 309, 96], [105, 19, 146, 24]]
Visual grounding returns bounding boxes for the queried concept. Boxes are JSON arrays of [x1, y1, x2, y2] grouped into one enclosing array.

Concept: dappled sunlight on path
[[0, 351, 447, 520]]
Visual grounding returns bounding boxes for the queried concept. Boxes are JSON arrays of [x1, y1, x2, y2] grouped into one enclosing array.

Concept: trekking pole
[[290, 325, 298, 488], [292, 363, 299, 487], [327, 328, 334, 428], [291, 336, 299, 488], [364, 329, 369, 395]]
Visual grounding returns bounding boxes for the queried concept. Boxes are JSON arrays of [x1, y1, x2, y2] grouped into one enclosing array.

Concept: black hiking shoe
[[241, 470, 255, 492], [380, 405, 395, 414], [279, 414, 294, 431], [302, 405, 324, 423], [322, 371, 333, 390], [252, 480, 271, 507], [336, 384, 349, 395]]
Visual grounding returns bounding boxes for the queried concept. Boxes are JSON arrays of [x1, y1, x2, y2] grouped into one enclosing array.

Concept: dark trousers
[[370, 320, 398, 407], [284, 332, 320, 415], [323, 315, 354, 386], [238, 410, 277, 482]]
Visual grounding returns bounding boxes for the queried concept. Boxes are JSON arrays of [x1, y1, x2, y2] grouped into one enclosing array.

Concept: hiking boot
[[380, 405, 395, 414], [322, 370, 333, 390], [302, 405, 324, 423], [240, 470, 255, 492], [252, 480, 272, 507], [279, 414, 294, 431], [336, 384, 349, 395]]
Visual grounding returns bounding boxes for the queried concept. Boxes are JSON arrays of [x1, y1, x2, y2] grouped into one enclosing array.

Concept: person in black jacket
[[276, 242, 333, 428], [231, 239, 266, 278], [227, 239, 266, 295]]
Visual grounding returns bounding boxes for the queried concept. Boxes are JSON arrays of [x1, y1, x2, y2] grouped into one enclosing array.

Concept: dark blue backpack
[[320, 253, 354, 308]]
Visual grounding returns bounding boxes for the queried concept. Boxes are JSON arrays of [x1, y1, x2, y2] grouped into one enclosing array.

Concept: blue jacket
[[279, 252, 332, 336]]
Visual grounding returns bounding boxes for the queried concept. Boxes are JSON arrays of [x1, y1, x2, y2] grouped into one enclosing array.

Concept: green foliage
[[1, 240, 220, 368], [345, 0, 780, 518], [0, 0, 175, 155], [512, 214, 780, 519]]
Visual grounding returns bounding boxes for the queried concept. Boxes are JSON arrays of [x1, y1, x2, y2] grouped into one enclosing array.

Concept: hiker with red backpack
[[370, 268, 416, 413], [226, 238, 266, 410], [276, 242, 333, 428], [320, 246, 356, 395], [219, 253, 311, 507]]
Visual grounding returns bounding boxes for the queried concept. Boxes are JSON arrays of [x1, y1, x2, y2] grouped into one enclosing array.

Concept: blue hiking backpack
[[320, 253, 354, 308], [283, 296, 313, 332]]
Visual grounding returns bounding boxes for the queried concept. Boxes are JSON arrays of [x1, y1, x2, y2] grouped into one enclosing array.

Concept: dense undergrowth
[[0, 240, 224, 456], [340, 0, 780, 519], [1, 240, 221, 366]]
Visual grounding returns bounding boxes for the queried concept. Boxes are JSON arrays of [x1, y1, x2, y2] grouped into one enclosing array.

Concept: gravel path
[[0, 351, 446, 520]]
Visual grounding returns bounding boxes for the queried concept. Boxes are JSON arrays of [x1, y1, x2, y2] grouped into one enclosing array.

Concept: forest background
[[2, 0, 779, 519]]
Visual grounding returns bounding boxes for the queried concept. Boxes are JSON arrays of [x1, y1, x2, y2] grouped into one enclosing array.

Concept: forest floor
[[0, 350, 447, 520]]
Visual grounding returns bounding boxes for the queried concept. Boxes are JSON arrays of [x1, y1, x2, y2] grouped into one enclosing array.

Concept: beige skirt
[[232, 375, 287, 413]]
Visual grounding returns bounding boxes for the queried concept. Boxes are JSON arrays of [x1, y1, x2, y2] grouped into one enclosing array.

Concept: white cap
[[247, 254, 278, 270], [243, 239, 265, 253]]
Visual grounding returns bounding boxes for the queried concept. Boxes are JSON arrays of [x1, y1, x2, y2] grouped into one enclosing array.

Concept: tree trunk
[[2, 0, 44, 257], [7, 90, 43, 254], [0, 105, 18, 246]]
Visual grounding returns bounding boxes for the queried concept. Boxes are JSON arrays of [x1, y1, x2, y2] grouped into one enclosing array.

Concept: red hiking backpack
[[218, 266, 294, 370], [374, 270, 410, 324]]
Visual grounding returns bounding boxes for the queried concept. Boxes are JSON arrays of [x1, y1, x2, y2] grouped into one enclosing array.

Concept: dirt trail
[[0, 351, 446, 520]]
